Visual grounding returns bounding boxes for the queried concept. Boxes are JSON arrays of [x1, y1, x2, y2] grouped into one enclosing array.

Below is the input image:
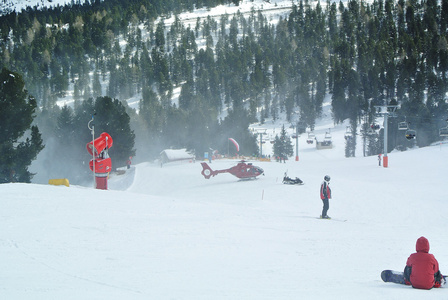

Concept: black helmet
[[324, 175, 330, 181]]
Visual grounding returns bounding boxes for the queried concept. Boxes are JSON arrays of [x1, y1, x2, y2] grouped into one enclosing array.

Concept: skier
[[404, 236, 443, 289], [320, 175, 331, 219]]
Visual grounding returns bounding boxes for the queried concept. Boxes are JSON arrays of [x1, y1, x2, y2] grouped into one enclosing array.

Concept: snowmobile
[[282, 172, 304, 185]]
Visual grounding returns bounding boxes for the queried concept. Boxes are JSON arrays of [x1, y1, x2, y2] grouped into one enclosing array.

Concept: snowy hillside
[[0, 0, 297, 16], [2, 119, 448, 299], [0, 0, 71, 14]]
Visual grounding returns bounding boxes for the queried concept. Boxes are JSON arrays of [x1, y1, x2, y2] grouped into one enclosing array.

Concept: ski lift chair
[[398, 122, 408, 130], [439, 127, 448, 137], [344, 126, 351, 140], [367, 128, 375, 135], [307, 132, 315, 144], [405, 129, 416, 140], [323, 132, 332, 146]]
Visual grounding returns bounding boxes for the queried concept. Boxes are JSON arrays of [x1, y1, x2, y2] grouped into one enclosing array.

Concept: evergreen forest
[[0, 0, 448, 183]]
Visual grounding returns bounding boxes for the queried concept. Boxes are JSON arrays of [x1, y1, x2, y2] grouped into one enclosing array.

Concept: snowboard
[[381, 270, 407, 285], [381, 270, 447, 287]]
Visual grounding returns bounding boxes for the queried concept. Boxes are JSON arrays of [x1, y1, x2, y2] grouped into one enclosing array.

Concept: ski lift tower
[[375, 105, 398, 168], [293, 121, 307, 161], [254, 129, 267, 158]]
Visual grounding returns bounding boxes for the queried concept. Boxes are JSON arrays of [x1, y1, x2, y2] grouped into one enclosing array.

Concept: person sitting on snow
[[404, 236, 443, 289]]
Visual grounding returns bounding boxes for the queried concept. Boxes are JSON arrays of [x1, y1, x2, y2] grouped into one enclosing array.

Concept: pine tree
[[0, 68, 44, 183], [273, 125, 293, 161], [93, 96, 136, 168]]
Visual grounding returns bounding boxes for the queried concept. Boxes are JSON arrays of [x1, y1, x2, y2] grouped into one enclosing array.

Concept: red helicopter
[[201, 161, 264, 180]]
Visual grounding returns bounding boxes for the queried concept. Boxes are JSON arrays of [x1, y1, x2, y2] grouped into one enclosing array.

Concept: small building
[[159, 149, 195, 166]]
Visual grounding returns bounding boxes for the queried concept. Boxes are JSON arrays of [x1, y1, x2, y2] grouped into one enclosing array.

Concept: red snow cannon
[[87, 132, 113, 190], [87, 132, 113, 157], [89, 157, 112, 173]]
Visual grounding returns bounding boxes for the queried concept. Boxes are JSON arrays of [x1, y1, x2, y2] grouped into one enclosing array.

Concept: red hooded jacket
[[320, 181, 331, 200], [405, 236, 440, 289]]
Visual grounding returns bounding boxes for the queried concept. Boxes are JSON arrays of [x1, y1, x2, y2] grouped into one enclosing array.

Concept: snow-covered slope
[[0, 0, 71, 14], [2, 119, 448, 299], [0, 0, 293, 15]]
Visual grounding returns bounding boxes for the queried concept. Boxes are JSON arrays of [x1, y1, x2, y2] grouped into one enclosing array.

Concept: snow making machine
[[87, 132, 113, 190]]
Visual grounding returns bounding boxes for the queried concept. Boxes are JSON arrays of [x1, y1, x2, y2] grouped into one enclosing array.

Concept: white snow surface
[[3, 118, 448, 299]]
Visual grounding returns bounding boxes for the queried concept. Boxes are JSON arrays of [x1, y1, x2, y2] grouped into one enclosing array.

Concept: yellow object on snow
[[48, 178, 70, 187]]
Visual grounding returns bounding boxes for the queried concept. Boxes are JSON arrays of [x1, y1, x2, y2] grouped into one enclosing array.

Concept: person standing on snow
[[320, 175, 331, 219], [404, 236, 443, 289]]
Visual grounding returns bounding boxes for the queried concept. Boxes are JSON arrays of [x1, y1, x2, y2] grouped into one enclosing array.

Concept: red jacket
[[320, 181, 331, 200], [405, 236, 440, 289]]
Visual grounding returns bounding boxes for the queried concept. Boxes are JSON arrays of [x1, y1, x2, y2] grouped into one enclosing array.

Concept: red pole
[[95, 175, 108, 190]]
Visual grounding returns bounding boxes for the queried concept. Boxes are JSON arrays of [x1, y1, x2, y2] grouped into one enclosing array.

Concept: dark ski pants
[[322, 198, 329, 217]]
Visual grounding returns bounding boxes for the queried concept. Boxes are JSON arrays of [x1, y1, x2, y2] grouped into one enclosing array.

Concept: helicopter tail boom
[[201, 162, 218, 179]]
